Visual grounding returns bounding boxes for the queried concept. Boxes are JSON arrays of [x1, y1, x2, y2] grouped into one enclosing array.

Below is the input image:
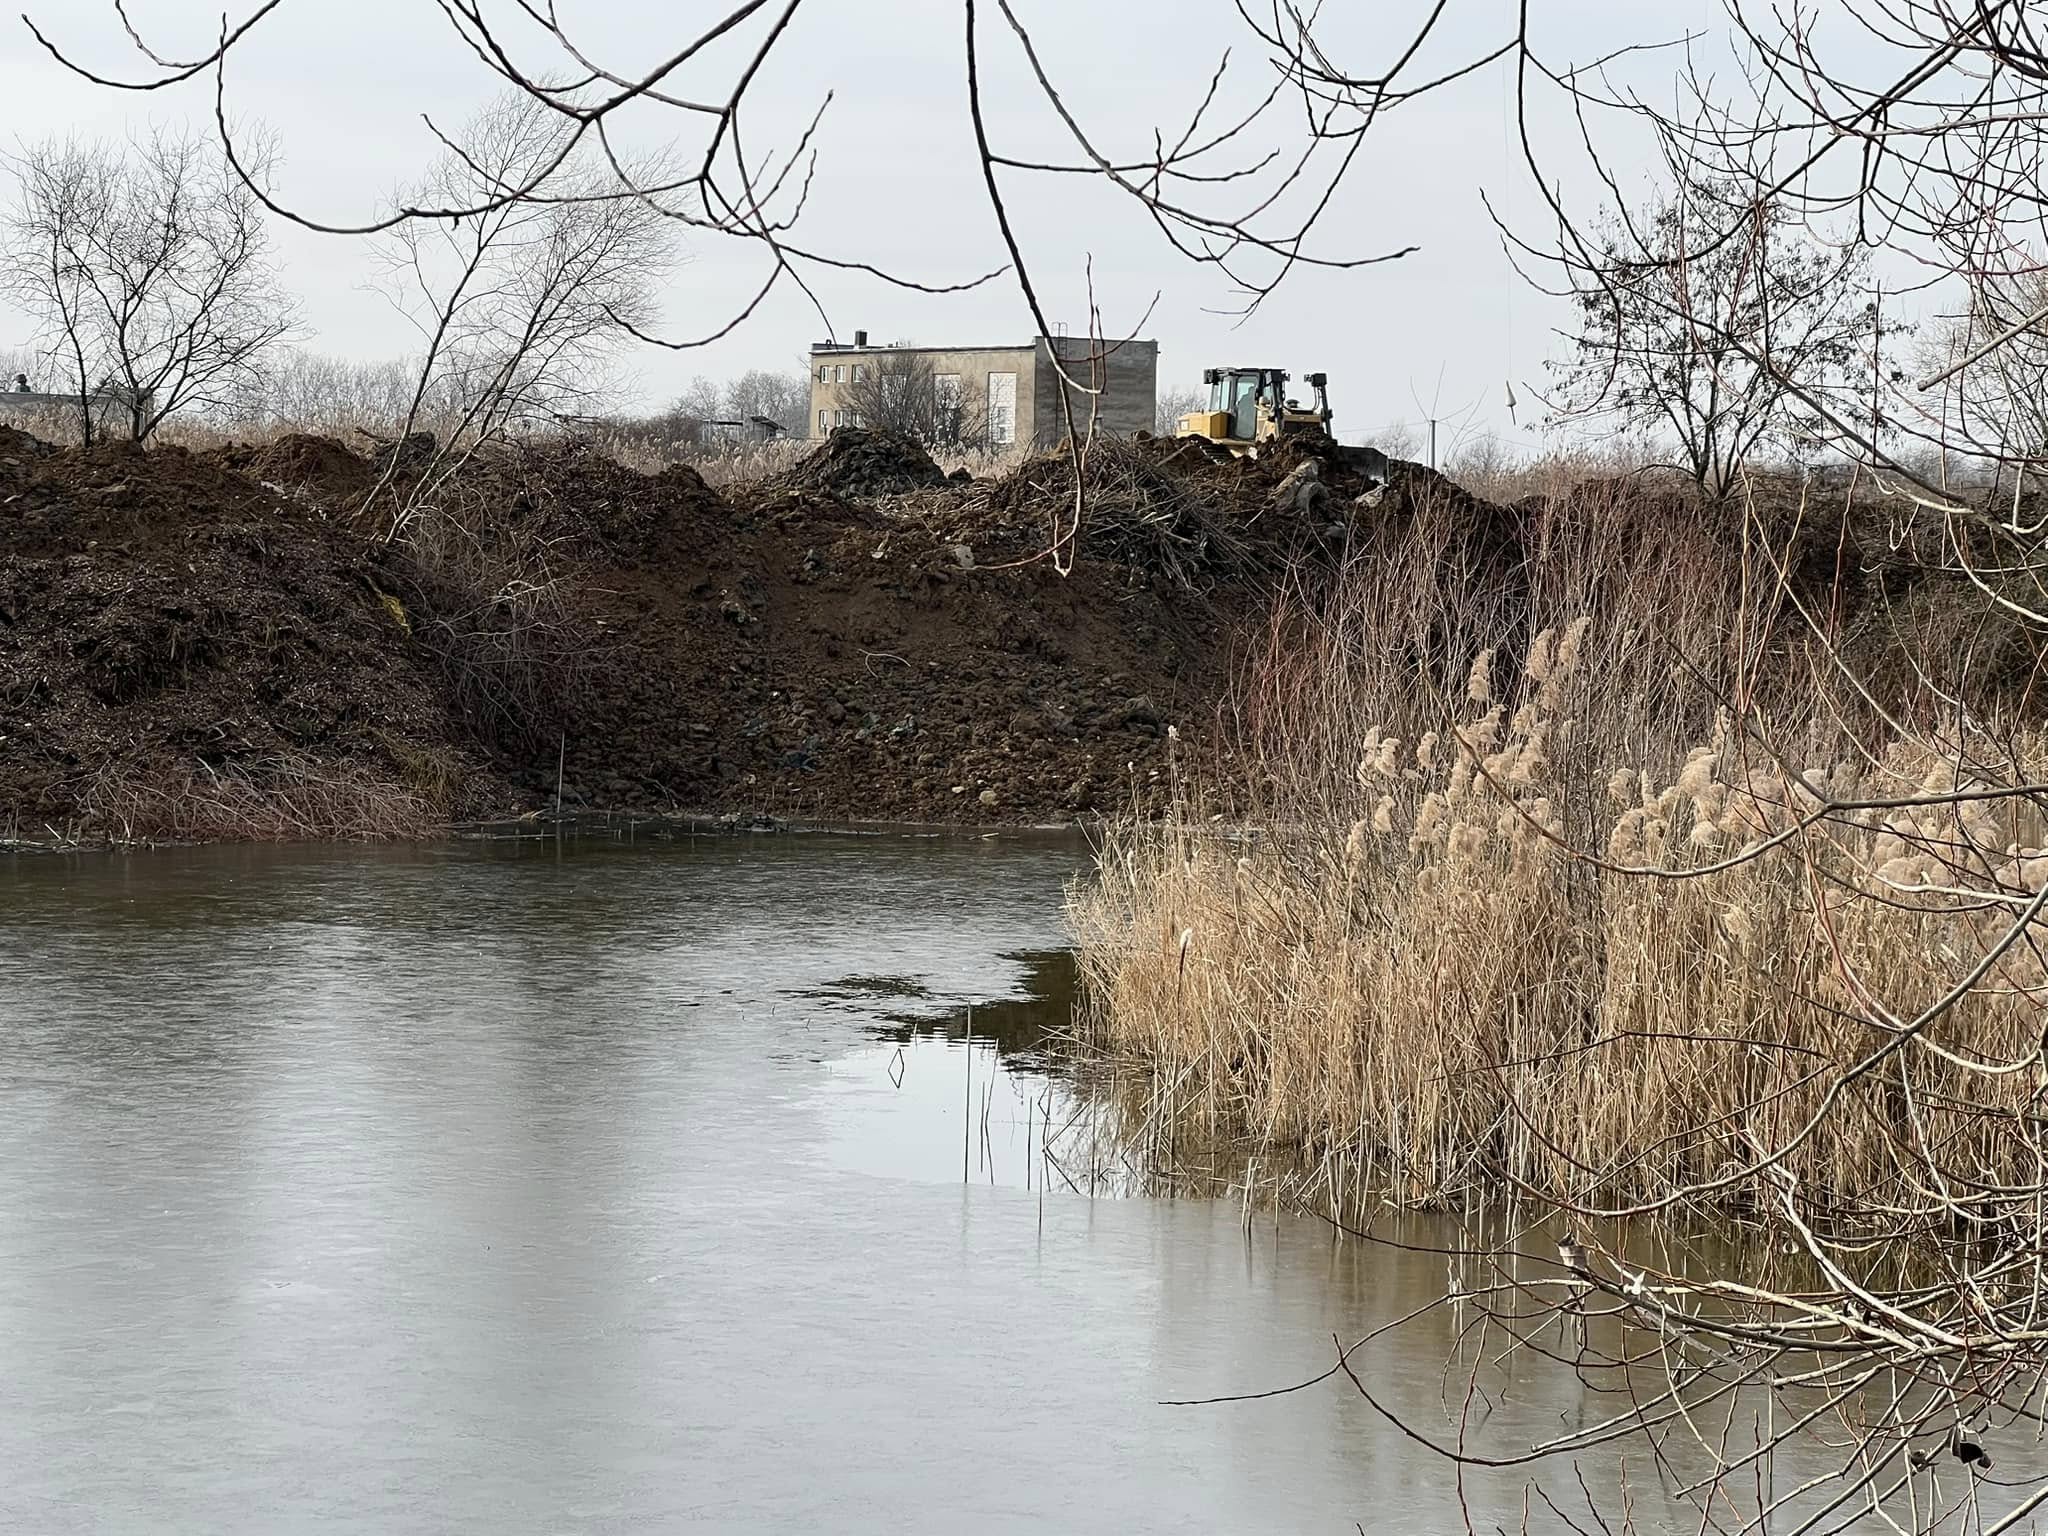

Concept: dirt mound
[[768, 428, 949, 500], [440, 439, 733, 569], [0, 423, 58, 461], [4, 429, 1252, 840], [3, 419, 1580, 835], [201, 433, 379, 499], [548, 483, 1234, 825], [1, 440, 513, 839], [3, 438, 281, 552]]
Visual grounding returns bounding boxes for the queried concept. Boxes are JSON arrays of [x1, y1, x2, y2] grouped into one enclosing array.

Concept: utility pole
[[1429, 418, 1438, 470]]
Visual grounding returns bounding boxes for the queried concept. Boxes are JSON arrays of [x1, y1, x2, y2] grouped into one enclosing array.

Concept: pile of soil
[[765, 427, 951, 500], [444, 440, 732, 569], [0, 438, 507, 840], [0, 428, 1294, 841], [9, 423, 1997, 845], [199, 432, 382, 501]]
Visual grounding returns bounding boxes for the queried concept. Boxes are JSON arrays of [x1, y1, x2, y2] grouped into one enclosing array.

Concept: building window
[[835, 364, 847, 384], [986, 370, 1016, 445], [818, 364, 831, 383], [818, 408, 828, 435], [934, 373, 963, 444], [851, 363, 865, 384]]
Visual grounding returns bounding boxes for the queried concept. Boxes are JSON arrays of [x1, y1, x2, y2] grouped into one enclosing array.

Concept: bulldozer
[[1177, 367, 1332, 454]]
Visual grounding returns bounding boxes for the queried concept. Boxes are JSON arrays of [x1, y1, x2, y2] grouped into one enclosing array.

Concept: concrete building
[[808, 331, 1157, 447], [0, 380, 156, 439]]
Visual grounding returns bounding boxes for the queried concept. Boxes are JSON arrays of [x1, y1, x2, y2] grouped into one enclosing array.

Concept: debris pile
[[979, 437, 1265, 589], [765, 427, 950, 500]]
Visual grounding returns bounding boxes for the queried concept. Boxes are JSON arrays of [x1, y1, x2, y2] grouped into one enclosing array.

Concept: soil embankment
[[7, 423, 1992, 845], [1, 425, 1396, 841]]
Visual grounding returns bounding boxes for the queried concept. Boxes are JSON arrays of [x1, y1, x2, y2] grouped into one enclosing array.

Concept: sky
[[0, 0, 1713, 457]]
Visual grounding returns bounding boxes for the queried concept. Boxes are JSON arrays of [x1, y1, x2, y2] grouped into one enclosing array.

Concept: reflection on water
[[0, 833, 1831, 1533], [817, 950, 1082, 1191]]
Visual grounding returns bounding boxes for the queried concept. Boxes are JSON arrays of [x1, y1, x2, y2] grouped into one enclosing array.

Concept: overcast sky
[[0, 0, 1715, 455]]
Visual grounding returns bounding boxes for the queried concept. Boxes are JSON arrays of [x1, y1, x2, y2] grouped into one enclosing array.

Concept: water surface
[[1, 834, 1718, 1532]]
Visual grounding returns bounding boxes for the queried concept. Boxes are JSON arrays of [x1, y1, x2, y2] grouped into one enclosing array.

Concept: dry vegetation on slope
[[1071, 466, 2048, 1208]]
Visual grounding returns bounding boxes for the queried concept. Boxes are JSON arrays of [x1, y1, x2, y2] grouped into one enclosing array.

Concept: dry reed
[[1070, 476, 2048, 1212], [72, 754, 439, 844]]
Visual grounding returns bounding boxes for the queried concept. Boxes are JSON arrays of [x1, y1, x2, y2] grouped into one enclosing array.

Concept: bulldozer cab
[[1208, 368, 1274, 442], [1182, 367, 1332, 453]]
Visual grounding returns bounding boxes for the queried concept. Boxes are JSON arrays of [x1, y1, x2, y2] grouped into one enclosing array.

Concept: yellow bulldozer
[[1177, 367, 1332, 454]]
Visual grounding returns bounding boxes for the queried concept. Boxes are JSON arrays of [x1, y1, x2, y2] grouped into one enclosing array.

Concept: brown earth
[[0, 429, 504, 840], [7, 423, 2007, 844], [0, 425, 1391, 841]]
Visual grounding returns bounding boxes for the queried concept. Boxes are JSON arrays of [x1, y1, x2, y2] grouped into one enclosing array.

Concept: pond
[[0, 833, 1772, 1532]]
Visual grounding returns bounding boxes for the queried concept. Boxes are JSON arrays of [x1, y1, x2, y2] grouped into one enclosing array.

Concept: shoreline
[[1, 806, 1110, 856]]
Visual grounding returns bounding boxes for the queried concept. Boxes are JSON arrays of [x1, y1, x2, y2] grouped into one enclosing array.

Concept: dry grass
[[584, 429, 804, 484], [69, 755, 440, 844], [387, 466, 596, 754], [1439, 436, 1689, 506], [1069, 476, 2048, 1211], [0, 401, 94, 445]]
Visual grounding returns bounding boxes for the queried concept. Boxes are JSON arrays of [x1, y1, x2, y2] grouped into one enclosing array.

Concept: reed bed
[[1069, 477, 2048, 1213]]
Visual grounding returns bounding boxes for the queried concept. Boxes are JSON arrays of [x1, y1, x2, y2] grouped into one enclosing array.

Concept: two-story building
[[808, 331, 1158, 447]]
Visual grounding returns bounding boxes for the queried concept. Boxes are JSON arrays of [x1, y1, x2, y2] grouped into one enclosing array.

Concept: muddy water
[[2, 835, 1676, 1532]]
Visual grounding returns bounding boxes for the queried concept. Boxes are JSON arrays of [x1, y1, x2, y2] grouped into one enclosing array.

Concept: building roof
[[811, 339, 1036, 355], [810, 336, 1156, 355]]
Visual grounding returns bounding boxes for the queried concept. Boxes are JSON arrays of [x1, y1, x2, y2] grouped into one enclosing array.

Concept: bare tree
[[1, 127, 293, 443], [1154, 385, 1204, 437], [721, 368, 808, 436], [1544, 174, 1882, 496], [1503, 2, 2048, 513], [368, 92, 680, 528], [1922, 268, 2048, 497], [656, 375, 726, 447], [215, 348, 428, 434], [840, 351, 988, 451]]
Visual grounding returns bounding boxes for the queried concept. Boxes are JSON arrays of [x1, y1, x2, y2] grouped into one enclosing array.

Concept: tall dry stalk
[[1074, 616, 2046, 1208], [73, 754, 438, 843], [1070, 467, 2048, 1530]]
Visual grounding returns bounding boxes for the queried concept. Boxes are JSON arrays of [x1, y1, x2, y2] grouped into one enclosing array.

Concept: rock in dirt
[[1268, 457, 1330, 519]]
